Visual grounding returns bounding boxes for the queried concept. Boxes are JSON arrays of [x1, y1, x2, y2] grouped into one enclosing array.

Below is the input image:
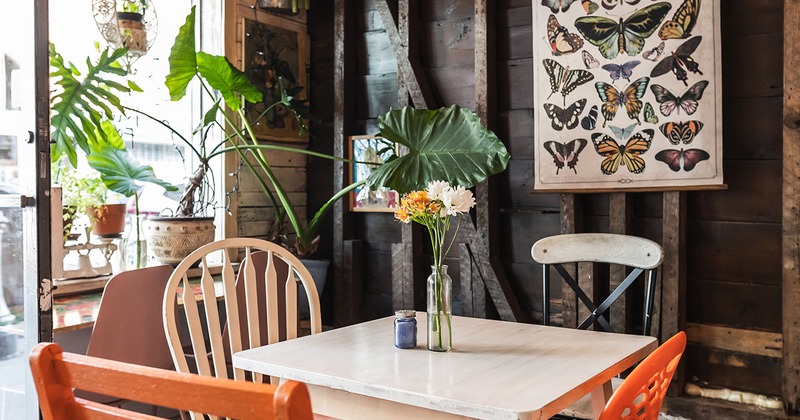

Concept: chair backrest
[[162, 238, 322, 382], [78, 265, 176, 405], [87, 264, 175, 368], [531, 233, 664, 334], [29, 342, 314, 420], [599, 331, 687, 420]]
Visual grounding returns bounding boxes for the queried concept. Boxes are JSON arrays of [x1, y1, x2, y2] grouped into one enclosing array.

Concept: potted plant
[[116, 0, 149, 54], [159, 7, 510, 260], [49, 44, 177, 267], [56, 168, 126, 238]]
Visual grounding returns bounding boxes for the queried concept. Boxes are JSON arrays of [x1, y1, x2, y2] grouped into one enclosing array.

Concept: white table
[[233, 314, 657, 420]]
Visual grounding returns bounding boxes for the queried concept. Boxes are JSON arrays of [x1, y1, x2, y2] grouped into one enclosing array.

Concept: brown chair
[[76, 265, 175, 406], [599, 331, 687, 419], [29, 342, 314, 420]]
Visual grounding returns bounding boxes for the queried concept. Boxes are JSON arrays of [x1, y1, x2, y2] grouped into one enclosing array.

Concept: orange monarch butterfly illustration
[[592, 129, 654, 174], [594, 77, 650, 126]]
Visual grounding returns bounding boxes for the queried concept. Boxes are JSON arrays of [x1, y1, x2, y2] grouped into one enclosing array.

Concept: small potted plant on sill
[[116, 0, 149, 54], [56, 168, 127, 238]]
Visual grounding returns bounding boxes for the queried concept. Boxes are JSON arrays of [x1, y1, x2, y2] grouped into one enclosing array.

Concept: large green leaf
[[367, 105, 510, 193], [197, 52, 262, 111], [50, 44, 131, 166], [165, 6, 198, 101], [87, 146, 178, 197]]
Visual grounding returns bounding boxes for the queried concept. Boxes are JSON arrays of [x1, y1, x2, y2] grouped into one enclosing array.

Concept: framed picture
[[349, 135, 399, 213], [242, 17, 309, 143], [532, 0, 723, 191]]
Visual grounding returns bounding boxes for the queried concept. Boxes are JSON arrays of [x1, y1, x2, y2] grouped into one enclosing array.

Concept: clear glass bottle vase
[[427, 264, 452, 352]]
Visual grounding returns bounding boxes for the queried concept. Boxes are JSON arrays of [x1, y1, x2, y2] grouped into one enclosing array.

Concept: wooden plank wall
[[306, 0, 788, 405], [226, 0, 311, 247]]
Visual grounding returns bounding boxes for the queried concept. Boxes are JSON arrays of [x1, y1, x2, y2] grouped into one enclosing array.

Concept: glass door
[[0, 0, 51, 418]]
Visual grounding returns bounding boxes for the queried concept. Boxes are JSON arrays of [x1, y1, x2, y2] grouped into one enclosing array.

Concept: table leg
[[591, 380, 613, 419]]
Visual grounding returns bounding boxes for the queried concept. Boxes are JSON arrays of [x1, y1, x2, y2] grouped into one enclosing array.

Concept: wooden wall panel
[[308, 0, 788, 409], [685, 345, 782, 397]]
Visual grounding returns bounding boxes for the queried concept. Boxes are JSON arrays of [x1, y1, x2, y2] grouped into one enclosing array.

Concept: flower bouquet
[[395, 181, 476, 351]]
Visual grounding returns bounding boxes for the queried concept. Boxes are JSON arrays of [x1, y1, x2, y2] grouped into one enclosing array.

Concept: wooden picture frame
[[532, 0, 723, 192], [241, 17, 309, 143], [349, 135, 399, 213]]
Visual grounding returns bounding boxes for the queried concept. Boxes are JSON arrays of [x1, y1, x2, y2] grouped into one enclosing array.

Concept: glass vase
[[427, 264, 452, 352]]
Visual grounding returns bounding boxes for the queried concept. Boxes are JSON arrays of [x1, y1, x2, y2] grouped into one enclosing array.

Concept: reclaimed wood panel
[[685, 345, 782, 398], [722, 32, 782, 99], [784, 0, 800, 412], [687, 279, 781, 332], [496, 58, 533, 110], [419, 19, 475, 69], [688, 220, 781, 287], [689, 161, 781, 223], [687, 323, 782, 359]]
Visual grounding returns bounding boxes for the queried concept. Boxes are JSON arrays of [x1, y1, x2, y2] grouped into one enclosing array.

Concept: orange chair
[[29, 342, 314, 420], [599, 331, 687, 420]]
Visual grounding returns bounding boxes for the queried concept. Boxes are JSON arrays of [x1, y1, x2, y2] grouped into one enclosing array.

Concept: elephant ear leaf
[[367, 105, 510, 193], [165, 5, 199, 101], [87, 147, 178, 198]]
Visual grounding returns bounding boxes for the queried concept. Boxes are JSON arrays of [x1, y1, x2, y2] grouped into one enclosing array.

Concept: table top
[[233, 314, 657, 419]]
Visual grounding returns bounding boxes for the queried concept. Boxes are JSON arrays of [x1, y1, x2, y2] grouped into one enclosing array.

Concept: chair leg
[[643, 270, 656, 336], [542, 265, 550, 326]]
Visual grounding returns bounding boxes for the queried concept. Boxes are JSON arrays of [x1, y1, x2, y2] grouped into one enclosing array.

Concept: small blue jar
[[394, 310, 417, 349]]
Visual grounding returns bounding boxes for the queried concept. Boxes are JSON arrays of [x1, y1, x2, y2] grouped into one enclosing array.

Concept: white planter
[[144, 217, 215, 265]]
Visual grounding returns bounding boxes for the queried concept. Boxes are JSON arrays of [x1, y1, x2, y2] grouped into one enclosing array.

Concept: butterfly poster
[[532, 0, 723, 191]]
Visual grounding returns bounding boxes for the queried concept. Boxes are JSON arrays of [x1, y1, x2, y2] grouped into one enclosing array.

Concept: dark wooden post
[[662, 190, 686, 394], [609, 193, 632, 332], [783, 0, 800, 412], [559, 194, 579, 328], [332, 0, 358, 327]]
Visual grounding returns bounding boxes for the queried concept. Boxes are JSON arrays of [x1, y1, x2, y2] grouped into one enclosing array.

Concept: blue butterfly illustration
[[602, 60, 641, 83]]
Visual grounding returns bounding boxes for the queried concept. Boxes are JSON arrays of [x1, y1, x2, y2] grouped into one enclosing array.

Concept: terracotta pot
[[144, 216, 216, 265], [90, 204, 127, 237]]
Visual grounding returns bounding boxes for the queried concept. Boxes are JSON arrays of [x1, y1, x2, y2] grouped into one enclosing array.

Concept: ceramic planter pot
[[144, 216, 215, 265], [90, 204, 127, 237], [116, 12, 147, 53]]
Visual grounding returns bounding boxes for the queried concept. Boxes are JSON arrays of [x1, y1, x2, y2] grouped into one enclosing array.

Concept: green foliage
[[58, 169, 108, 212], [368, 105, 511, 193], [158, 6, 510, 257], [49, 44, 130, 167]]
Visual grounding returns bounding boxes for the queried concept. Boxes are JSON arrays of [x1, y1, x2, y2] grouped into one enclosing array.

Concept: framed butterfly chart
[[532, 0, 724, 192]]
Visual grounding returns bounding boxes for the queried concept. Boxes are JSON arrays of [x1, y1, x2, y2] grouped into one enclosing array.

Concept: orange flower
[[394, 207, 411, 223]]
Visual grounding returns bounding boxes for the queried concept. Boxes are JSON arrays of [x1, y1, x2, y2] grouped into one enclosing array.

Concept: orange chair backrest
[[29, 342, 314, 420], [599, 331, 687, 420]]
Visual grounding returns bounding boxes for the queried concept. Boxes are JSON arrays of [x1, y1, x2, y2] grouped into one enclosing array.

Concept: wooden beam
[[687, 323, 783, 359], [662, 190, 686, 394], [560, 194, 579, 328], [464, 0, 524, 322], [391, 0, 422, 312], [609, 193, 632, 333], [783, 0, 800, 412], [332, 0, 356, 327], [374, 0, 434, 108]]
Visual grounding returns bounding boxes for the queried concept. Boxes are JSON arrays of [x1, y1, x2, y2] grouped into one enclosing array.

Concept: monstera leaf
[[166, 6, 261, 112], [86, 123, 177, 197], [50, 44, 136, 167], [367, 105, 511, 193]]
